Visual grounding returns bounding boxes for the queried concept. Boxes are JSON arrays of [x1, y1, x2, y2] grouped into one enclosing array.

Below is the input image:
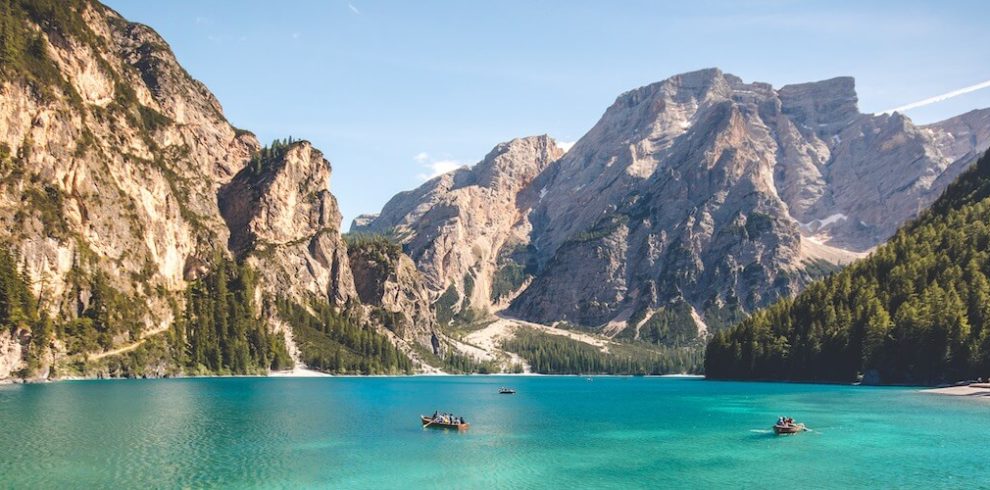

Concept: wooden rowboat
[[773, 423, 806, 435], [421, 415, 469, 430]]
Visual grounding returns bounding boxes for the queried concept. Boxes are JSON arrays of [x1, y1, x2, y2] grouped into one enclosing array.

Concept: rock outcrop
[[219, 141, 356, 306], [352, 135, 564, 318], [346, 237, 440, 353]]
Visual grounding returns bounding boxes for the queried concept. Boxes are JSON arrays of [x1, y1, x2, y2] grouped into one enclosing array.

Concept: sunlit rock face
[[352, 135, 565, 316], [361, 68, 990, 337], [0, 1, 365, 375]]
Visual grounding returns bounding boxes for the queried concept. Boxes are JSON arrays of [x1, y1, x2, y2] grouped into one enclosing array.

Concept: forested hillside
[[706, 151, 990, 384], [0, 247, 50, 377], [505, 329, 703, 375], [274, 297, 413, 375]]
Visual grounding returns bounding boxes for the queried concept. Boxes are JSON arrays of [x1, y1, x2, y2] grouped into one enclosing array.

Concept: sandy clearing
[[267, 367, 332, 377], [494, 313, 612, 351], [446, 334, 498, 363], [462, 320, 530, 372], [799, 236, 870, 265]]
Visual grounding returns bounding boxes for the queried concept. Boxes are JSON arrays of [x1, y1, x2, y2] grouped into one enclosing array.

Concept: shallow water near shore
[[0, 376, 987, 488]]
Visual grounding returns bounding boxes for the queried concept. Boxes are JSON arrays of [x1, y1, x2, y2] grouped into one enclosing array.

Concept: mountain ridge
[[357, 67, 990, 343]]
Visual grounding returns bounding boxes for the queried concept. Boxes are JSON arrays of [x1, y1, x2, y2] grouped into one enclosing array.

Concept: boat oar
[[423, 417, 435, 428]]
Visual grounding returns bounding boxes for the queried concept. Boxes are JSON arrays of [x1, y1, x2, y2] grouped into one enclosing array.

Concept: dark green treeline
[[706, 151, 990, 384], [505, 329, 703, 375], [275, 297, 412, 375], [173, 258, 292, 375]]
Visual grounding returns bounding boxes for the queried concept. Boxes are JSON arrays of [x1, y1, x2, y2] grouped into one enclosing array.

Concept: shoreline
[[921, 383, 990, 399], [9, 373, 988, 405], [4, 372, 706, 384]]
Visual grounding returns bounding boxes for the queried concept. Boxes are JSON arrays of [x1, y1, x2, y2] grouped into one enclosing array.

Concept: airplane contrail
[[879, 79, 990, 115]]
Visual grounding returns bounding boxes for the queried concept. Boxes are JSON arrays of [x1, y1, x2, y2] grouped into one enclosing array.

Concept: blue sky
[[103, 0, 990, 227]]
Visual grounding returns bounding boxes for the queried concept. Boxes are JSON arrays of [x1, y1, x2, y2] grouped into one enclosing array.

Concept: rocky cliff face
[[0, 0, 402, 378], [513, 69, 990, 333], [352, 135, 564, 319], [346, 238, 440, 354], [219, 141, 356, 307], [360, 68, 990, 340], [0, 1, 261, 376]]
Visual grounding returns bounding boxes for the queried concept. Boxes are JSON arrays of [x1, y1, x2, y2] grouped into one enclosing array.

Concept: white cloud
[[414, 152, 463, 180], [879, 79, 990, 115], [348, 3, 361, 14], [557, 141, 576, 152]]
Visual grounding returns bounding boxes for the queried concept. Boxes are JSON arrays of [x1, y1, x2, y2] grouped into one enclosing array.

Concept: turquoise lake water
[[0, 376, 987, 489]]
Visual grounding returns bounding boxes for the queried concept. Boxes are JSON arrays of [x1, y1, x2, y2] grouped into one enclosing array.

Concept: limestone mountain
[[360, 69, 990, 343], [518, 69, 989, 336], [0, 0, 433, 379], [352, 135, 565, 320]]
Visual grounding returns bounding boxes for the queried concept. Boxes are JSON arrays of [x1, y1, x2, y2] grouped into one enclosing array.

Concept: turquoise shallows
[[0, 376, 986, 489]]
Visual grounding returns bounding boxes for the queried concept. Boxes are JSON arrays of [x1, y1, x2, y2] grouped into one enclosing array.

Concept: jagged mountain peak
[[614, 68, 731, 108], [924, 107, 990, 163], [352, 135, 565, 314], [359, 69, 990, 338], [509, 70, 990, 330], [605, 70, 862, 140], [473, 134, 562, 192]]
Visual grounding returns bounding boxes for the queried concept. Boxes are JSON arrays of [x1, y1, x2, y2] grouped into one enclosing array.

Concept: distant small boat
[[421, 415, 469, 430], [773, 422, 806, 435], [498, 387, 516, 394]]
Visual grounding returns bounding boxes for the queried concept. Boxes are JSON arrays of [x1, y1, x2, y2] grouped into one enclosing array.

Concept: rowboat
[[773, 423, 806, 435], [498, 387, 516, 394], [421, 415, 469, 430]]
